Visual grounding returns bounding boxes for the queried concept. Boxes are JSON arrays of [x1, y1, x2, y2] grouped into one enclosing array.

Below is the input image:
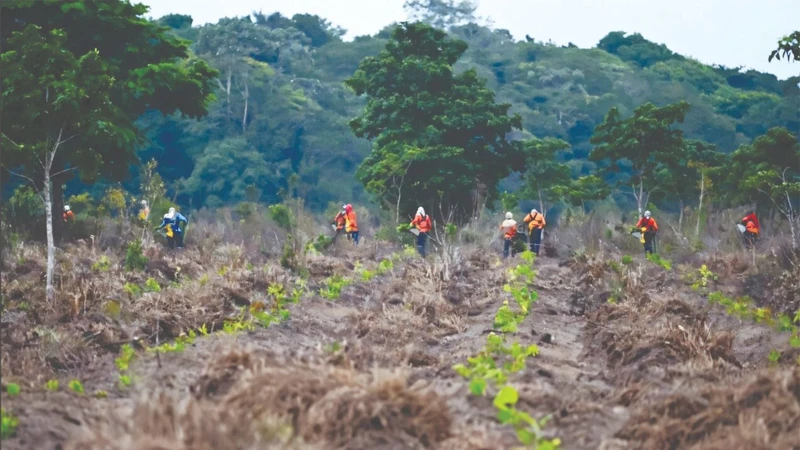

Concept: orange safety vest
[[636, 217, 658, 233], [500, 220, 517, 240], [524, 212, 545, 231], [411, 213, 432, 233], [746, 220, 758, 234], [345, 211, 358, 232], [334, 212, 346, 230]]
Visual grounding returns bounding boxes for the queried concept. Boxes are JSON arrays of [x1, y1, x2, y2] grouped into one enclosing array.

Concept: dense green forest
[[143, 9, 800, 211], [1, 0, 798, 222]]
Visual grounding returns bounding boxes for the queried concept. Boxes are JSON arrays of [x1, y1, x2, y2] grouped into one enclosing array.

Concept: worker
[[741, 211, 759, 248], [410, 206, 433, 257], [139, 200, 150, 222], [635, 210, 659, 255], [523, 208, 546, 256], [499, 212, 518, 259], [155, 207, 188, 249], [62, 205, 75, 222], [332, 205, 347, 240], [344, 204, 359, 245]]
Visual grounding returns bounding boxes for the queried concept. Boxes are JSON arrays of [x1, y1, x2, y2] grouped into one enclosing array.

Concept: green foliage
[[590, 102, 691, 212], [690, 264, 718, 291], [123, 283, 142, 297], [346, 22, 525, 219], [118, 374, 132, 389], [115, 344, 136, 372], [269, 204, 294, 230], [124, 239, 148, 271], [5, 383, 20, 397], [621, 255, 634, 265], [1, 0, 216, 229], [320, 274, 351, 301], [68, 379, 84, 394], [144, 278, 161, 293], [768, 349, 781, 365], [1, 408, 19, 440], [92, 256, 111, 272], [646, 253, 672, 271], [44, 379, 59, 392], [94, 390, 108, 399], [769, 31, 800, 62]]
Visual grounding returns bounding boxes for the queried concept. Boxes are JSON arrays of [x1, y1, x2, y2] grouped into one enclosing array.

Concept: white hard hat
[[505, 212, 513, 219], [531, 209, 538, 214], [644, 210, 651, 218], [141, 200, 148, 206], [64, 205, 70, 212]]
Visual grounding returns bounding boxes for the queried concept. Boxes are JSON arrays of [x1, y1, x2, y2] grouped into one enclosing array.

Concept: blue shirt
[[158, 213, 188, 233]]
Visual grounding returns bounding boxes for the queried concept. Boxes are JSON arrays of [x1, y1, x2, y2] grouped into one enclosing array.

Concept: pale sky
[[142, 0, 800, 80]]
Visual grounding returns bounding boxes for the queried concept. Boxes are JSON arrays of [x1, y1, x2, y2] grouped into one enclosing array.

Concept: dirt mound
[[69, 348, 452, 450], [617, 367, 800, 449], [587, 299, 738, 381]]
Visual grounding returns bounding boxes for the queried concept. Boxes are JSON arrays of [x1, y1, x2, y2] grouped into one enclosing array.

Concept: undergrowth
[[1, 408, 18, 440]]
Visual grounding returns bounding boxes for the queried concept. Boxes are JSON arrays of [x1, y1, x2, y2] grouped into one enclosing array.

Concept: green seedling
[[1, 408, 19, 440], [68, 379, 84, 394], [5, 383, 20, 397], [44, 379, 59, 392]]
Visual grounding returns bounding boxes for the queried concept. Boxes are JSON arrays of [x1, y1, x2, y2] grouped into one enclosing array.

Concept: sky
[[142, 0, 800, 80]]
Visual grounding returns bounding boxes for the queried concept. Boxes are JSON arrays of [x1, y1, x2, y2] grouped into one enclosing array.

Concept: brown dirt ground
[[1, 241, 799, 450]]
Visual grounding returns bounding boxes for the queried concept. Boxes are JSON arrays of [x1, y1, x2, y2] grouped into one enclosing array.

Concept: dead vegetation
[[617, 367, 800, 449], [69, 347, 452, 450]]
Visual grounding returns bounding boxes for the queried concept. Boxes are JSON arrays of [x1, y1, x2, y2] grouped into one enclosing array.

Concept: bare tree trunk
[[537, 185, 544, 214], [242, 80, 249, 132], [678, 198, 684, 233], [696, 173, 705, 237], [225, 68, 232, 118], [43, 171, 55, 302]]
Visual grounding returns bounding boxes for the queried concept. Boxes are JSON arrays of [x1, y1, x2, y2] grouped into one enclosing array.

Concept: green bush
[[124, 239, 148, 271], [1, 408, 19, 440], [234, 201, 258, 221], [621, 255, 633, 265], [268, 204, 294, 230]]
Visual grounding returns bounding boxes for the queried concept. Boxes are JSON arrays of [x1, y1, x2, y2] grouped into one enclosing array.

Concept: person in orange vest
[[410, 206, 433, 257], [332, 205, 347, 240], [62, 205, 75, 222], [523, 208, 546, 256], [344, 204, 359, 245], [741, 211, 759, 248], [635, 210, 659, 255], [499, 212, 518, 259]]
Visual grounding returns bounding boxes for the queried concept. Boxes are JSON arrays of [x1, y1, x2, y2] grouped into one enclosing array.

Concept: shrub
[[646, 253, 672, 271], [92, 255, 111, 272], [44, 379, 59, 391], [1, 408, 19, 440], [68, 379, 84, 394], [268, 204, 293, 230], [124, 239, 148, 271], [144, 278, 161, 293], [234, 201, 258, 221], [5, 383, 19, 396], [621, 255, 633, 265]]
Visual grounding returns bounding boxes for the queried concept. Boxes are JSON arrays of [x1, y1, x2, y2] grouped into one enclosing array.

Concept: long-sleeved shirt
[[158, 213, 188, 233], [411, 213, 432, 233], [636, 217, 658, 233]]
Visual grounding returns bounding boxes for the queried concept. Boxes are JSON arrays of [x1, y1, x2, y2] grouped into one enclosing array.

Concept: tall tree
[[1, 26, 132, 301], [1, 0, 217, 301], [520, 137, 571, 215], [589, 101, 690, 216], [345, 22, 525, 220], [729, 128, 800, 248], [403, 0, 477, 30], [1, 0, 217, 241]]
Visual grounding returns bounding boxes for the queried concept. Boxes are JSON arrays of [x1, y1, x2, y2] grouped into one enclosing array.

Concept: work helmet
[[64, 205, 70, 212], [505, 212, 513, 219], [531, 209, 538, 214], [644, 210, 651, 218]]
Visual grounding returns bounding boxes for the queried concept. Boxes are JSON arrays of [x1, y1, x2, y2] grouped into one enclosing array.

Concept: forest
[[1, 2, 800, 449], [2, 0, 798, 227]]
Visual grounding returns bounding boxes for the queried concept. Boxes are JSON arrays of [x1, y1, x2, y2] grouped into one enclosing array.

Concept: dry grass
[[617, 367, 800, 450], [68, 348, 452, 450]]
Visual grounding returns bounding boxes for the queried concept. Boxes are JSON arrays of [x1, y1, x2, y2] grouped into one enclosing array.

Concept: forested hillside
[[132, 11, 799, 211]]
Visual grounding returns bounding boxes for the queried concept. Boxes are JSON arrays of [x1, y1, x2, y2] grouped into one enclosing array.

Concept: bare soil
[[1, 240, 799, 449]]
